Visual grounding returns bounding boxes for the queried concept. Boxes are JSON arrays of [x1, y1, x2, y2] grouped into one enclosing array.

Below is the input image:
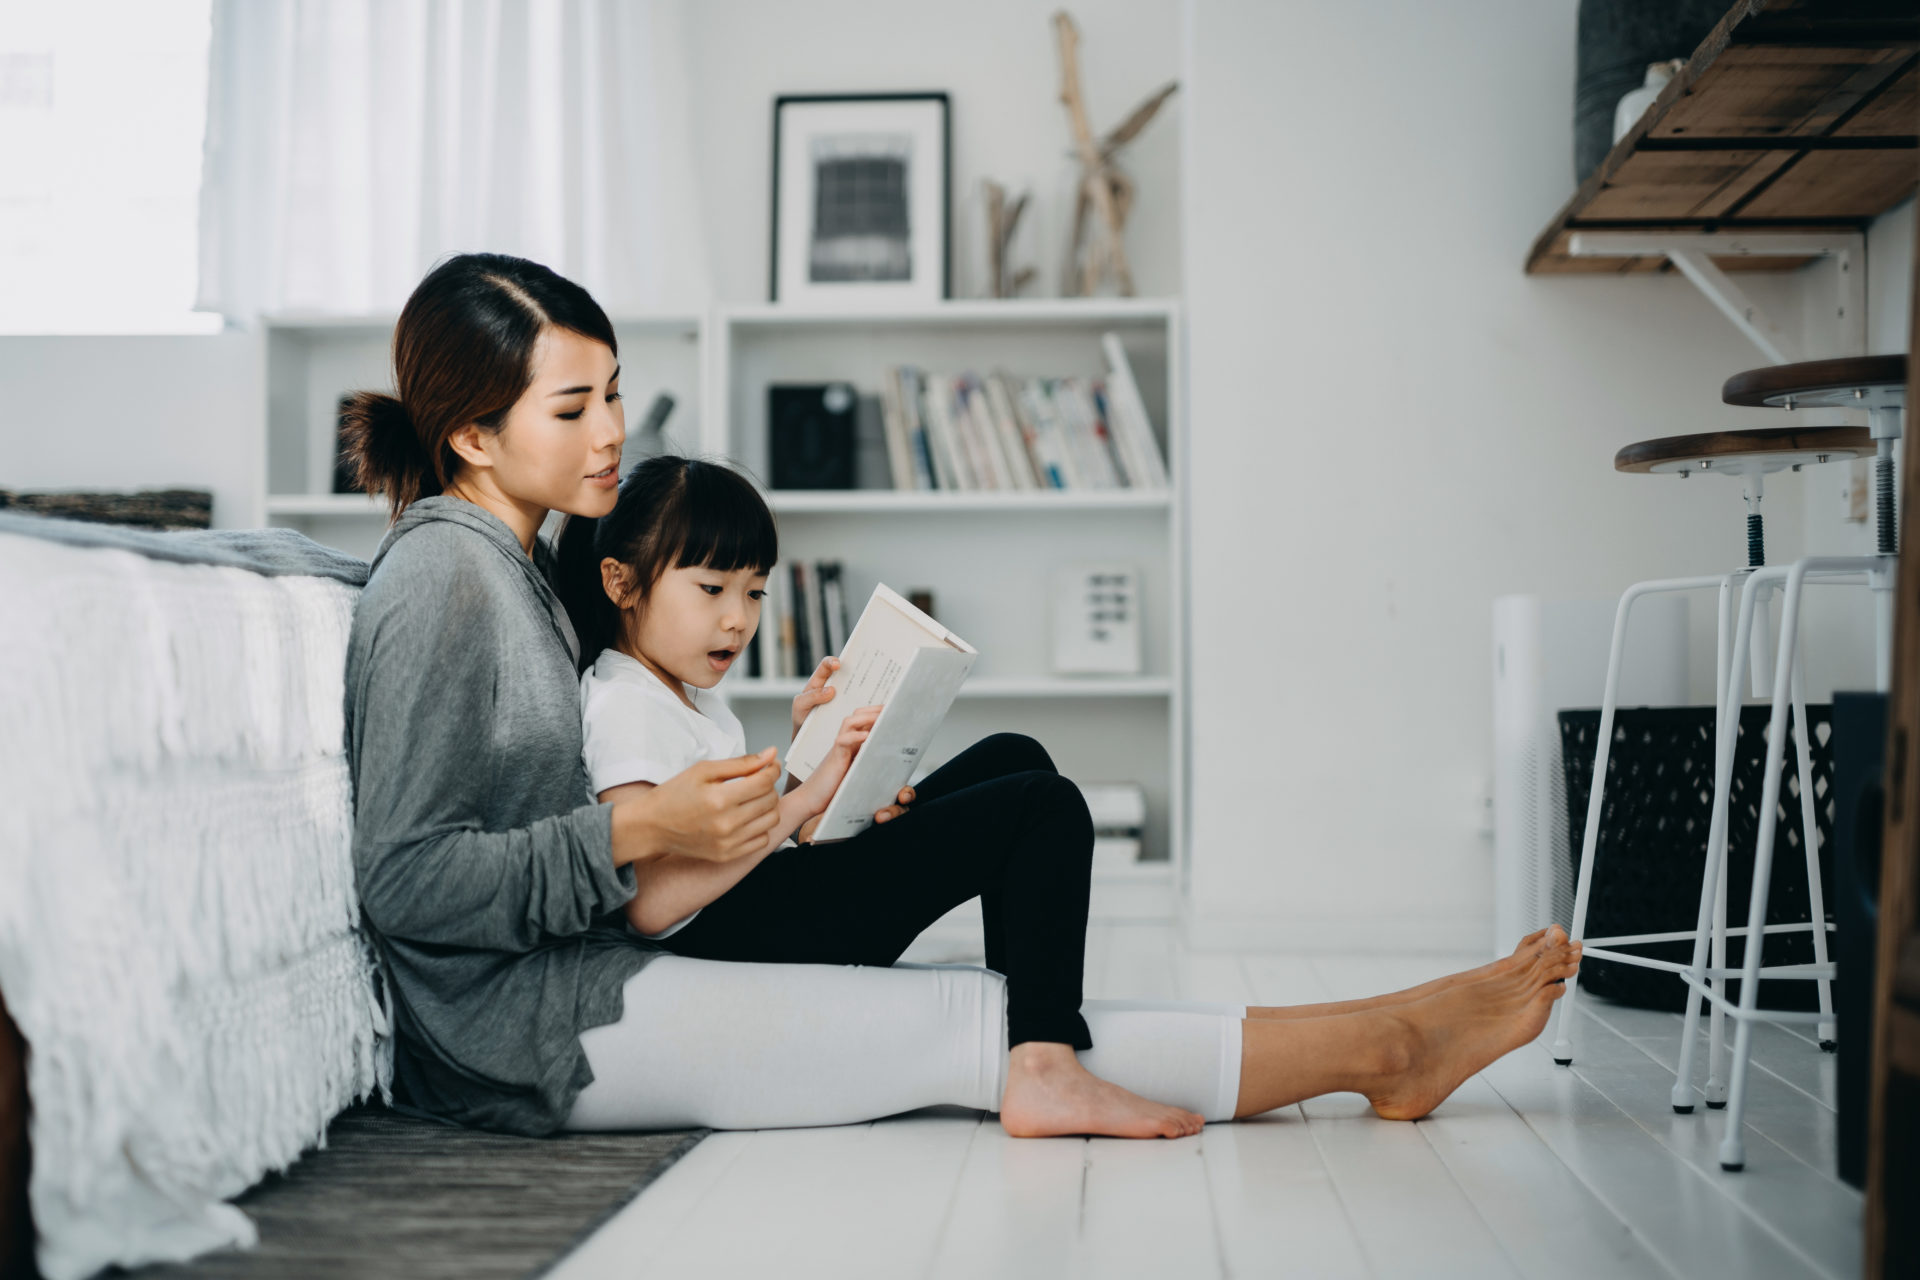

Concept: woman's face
[[453, 326, 626, 526]]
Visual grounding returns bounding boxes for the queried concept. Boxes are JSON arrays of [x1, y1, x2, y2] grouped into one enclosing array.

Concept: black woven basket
[[1557, 704, 1835, 1013]]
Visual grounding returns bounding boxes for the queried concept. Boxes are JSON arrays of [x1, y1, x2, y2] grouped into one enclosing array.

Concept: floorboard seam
[[1478, 1060, 1687, 1280], [1411, 1093, 1540, 1280], [1591, 1002, 1837, 1115], [1563, 1028, 1844, 1280], [1193, 1125, 1234, 1280], [915, 1113, 987, 1280], [1297, 1106, 1377, 1280], [1585, 1006, 1848, 1185]]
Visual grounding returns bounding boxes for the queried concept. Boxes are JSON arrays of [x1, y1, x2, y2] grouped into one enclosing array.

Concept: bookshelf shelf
[[265, 493, 385, 517], [764, 489, 1170, 515], [721, 297, 1178, 328], [255, 312, 708, 558], [712, 300, 1187, 892], [249, 300, 1189, 912], [722, 675, 1175, 701]]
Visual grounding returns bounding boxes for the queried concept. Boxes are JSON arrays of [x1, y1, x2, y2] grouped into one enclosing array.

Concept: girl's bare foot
[[998, 1042, 1205, 1139], [1366, 936, 1581, 1121]]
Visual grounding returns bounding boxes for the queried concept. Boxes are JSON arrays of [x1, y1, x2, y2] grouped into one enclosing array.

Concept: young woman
[[341, 251, 1580, 1141]]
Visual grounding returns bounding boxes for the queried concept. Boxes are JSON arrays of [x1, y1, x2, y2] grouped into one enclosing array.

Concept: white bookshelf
[[249, 298, 1187, 917], [708, 298, 1187, 916], [255, 310, 705, 559]]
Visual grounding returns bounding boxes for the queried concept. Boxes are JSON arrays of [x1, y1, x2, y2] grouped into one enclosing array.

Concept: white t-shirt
[[579, 647, 770, 940]]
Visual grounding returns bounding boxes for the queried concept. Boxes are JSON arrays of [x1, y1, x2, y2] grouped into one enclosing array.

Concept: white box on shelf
[[1051, 562, 1142, 675]]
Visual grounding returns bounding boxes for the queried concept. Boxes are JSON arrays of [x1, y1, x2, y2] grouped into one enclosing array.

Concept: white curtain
[[195, 0, 709, 318]]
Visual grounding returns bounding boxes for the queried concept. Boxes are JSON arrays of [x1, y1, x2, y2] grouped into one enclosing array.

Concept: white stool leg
[[1719, 562, 1812, 1172], [1553, 585, 1640, 1066], [1789, 651, 1836, 1049], [1706, 577, 1736, 1108], [1672, 570, 1768, 1112]]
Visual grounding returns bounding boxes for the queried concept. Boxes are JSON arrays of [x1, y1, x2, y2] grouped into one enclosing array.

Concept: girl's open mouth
[[707, 649, 735, 672], [587, 464, 619, 489]]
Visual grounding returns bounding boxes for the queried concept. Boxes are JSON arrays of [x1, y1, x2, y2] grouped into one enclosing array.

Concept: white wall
[[0, 331, 259, 527], [682, 0, 1183, 303], [1, 0, 1184, 521], [1182, 0, 1914, 950]]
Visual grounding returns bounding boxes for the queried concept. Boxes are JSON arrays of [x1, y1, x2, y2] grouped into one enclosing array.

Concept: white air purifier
[[1491, 594, 1689, 957]]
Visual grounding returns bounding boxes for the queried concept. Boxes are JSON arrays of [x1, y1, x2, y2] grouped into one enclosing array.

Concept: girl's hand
[[792, 656, 840, 740], [873, 784, 915, 825], [802, 705, 882, 811], [829, 704, 882, 762]]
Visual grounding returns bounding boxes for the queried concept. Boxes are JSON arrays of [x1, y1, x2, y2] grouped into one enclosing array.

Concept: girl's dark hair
[[554, 455, 779, 672], [339, 252, 619, 518]]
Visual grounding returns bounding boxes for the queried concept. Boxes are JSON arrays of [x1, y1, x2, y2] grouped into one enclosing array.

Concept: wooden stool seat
[[1723, 355, 1907, 411], [1615, 426, 1873, 476]]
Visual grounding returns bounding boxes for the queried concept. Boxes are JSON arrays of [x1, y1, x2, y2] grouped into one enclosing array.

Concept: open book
[[784, 583, 977, 841]]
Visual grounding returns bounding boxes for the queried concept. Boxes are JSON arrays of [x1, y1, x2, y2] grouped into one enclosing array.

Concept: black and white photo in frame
[[770, 93, 950, 307]]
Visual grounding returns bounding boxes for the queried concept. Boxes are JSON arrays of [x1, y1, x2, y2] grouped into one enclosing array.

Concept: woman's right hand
[[613, 747, 782, 865]]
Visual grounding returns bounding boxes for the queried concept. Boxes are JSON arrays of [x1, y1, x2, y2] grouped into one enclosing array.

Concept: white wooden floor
[[549, 922, 1860, 1280]]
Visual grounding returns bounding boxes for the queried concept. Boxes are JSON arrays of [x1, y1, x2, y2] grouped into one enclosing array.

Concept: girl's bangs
[[672, 463, 778, 574]]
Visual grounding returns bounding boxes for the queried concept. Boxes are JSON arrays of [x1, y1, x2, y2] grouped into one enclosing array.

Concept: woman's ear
[[599, 557, 637, 608], [446, 422, 493, 472]]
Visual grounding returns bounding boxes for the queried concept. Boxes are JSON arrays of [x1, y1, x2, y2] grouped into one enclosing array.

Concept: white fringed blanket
[[0, 527, 386, 1280]]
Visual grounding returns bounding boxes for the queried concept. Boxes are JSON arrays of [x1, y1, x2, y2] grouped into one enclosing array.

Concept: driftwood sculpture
[[1053, 10, 1178, 297], [984, 179, 1036, 298]]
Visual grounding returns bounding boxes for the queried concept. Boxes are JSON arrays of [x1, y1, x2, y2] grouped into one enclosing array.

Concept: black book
[[789, 561, 813, 673]]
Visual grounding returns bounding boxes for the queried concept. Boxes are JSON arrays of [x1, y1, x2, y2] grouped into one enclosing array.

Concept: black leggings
[[658, 732, 1096, 1049]]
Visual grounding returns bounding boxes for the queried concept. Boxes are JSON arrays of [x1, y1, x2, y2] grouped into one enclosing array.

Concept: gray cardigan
[[345, 496, 665, 1134]]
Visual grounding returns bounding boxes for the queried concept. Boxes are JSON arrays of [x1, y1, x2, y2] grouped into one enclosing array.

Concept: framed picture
[[770, 92, 950, 307]]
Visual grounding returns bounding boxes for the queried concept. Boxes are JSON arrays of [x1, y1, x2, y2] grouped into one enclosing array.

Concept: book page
[[783, 583, 975, 782], [809, 647, 976, 842]]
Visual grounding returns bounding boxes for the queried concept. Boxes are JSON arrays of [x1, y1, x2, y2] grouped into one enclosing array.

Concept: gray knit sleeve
[[347, 537, 635, 952]]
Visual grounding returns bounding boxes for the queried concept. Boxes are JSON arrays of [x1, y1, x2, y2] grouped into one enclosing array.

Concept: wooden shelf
[[1527, 0, 1919, 276], [722, 675, 1174, 700]]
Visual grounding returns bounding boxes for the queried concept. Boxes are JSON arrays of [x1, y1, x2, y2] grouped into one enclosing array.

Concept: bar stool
[[1551, 424, 1872, 1090], [1673, 355, 1904, 1172]]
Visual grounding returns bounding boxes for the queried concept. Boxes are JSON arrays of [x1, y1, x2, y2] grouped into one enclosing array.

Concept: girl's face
[[448, 326, 625, 538], [615, 561, 770, 692]]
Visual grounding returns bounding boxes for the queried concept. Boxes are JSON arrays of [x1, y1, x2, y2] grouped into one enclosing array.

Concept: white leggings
[[563, 956, 1247, 1131]]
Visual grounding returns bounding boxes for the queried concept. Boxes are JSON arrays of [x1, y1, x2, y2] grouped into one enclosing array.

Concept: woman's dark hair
[[339, 252, 619, 518], [554, 455, 779, 672]]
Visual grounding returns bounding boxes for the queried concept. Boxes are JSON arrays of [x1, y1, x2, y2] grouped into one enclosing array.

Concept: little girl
[[555, 454, 880, 940]]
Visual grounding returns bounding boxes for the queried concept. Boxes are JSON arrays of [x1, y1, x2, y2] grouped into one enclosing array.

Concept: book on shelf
[[785, 585, 978, 844], [746, 558, 854, 683], [861, 354, 1166, 494], [1099, 332, 1171, 489]]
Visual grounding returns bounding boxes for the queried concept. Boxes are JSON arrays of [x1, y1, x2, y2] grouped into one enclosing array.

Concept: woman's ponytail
[[554, 511, 617, 675], [338, 391, 441, 519]]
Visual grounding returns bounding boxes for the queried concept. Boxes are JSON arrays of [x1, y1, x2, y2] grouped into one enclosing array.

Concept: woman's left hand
[[872, 784, 915, 825], [792, 656, 839, 740]]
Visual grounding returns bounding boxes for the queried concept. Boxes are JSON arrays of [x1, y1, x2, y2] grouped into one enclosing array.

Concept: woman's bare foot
[[1457, 923, 1568, 984], [1366, 936, 1582, 1121], [1246, 924, 1569, 1022], [998, 1042, 1205, 1139]]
